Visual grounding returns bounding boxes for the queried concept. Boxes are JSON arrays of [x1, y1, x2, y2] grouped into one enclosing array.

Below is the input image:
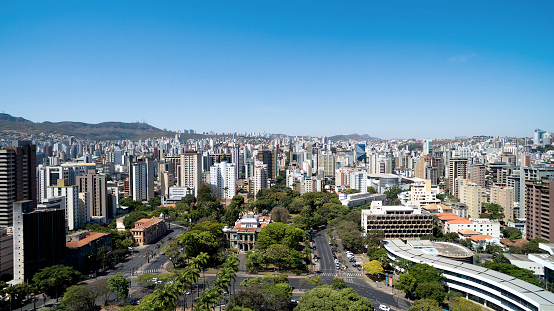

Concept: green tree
[[153, 283, 179, 311], [408, 263, 444, 284], [414, 282, 446, 303], [384, 183, 403, 203], [367, 186, 377, 194], [344, 189, 360, 194], [256, 222, 304, 249], [502, 227, 522, 240], [32, 265, 81, 300], [450, 297, 482, 311], [197, 183, 217, 203], [365, 229, 385, 250], [397, 273, 417, 297], [60, 285, 95, 311], [136, 273, 157, 286], [107, 273, 130, 301], [408, 299, 442, 311], [481, 203, 505, 222], [295, 285, 373, 311], [331, 278, 347, 289], [179, 221, 224, 258], [163, 239, 182, 267]]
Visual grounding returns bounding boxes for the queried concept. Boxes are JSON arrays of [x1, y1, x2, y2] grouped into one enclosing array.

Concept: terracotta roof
[[66, 232, 110, 248], [458, 229, 480, 235], [470, 235, 493, 241], [448, 219, 473, 224], [134, 217, 164, 229]]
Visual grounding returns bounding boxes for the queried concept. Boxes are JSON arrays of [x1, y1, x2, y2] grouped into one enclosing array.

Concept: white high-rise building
[[253, 161, 269, 196], [129, 157, 154, 202], [423, 139, 433, 155], [458, 179, 487, 218], [350, 170, 368, 193], [210, 162, 236, 199], [47, 179, 84, 231], [180, 151, 202, 196]]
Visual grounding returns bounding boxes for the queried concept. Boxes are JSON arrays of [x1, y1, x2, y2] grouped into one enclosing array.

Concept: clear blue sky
[[1, 1, 553, 139]]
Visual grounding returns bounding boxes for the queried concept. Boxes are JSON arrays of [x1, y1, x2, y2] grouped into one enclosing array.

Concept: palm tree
[[154, 283, 179, 311], [192, 252, 210, 289], [181, 266, 200, 309], [194, 288, 220, 311], [222, 254, 239, 295]]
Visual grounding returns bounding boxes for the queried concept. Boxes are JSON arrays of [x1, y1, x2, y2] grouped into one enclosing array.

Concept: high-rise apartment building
[[320, 154, 336, 178], [210, 162, 236, 199], [525, 180, 554, 242], [0, 141, 36, 227], [490, 183, 514, 224], [128, 157, 155, 202], [0, 227, 13, 280], [47, 179, 87, 231], [253, 161, 268, 196], [180, 151, 202, 196], [448, 158, 468, 198], [77, 173, 107, 219], [458, 179, 487, 218], [469, 164, 486, 188]]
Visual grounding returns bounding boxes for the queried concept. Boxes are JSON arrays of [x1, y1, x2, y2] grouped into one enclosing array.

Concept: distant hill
[[0, 113, 180, 140], [328, 133, 380, 142]]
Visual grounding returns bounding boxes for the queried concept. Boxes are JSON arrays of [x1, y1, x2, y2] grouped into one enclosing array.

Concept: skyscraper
[[0, 141, 36, 227]]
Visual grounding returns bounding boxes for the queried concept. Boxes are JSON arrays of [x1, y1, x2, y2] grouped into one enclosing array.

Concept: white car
[[378, 304, 390, 311]]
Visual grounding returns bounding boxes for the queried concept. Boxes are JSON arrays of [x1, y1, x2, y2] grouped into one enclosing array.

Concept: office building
[[13, 200, 66, 283], [256, 150, 277, 181], [361, 201, 433, 239], [0, 227, 13, 280], [422, 139, 433, 155], [0, 141, 36, 227], [385, 239, 554, 311]]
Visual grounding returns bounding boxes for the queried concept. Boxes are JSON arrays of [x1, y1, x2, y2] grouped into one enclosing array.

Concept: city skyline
[[1, 1, 553, 139]]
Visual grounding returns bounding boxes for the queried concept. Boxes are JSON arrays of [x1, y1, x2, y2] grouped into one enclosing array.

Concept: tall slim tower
[[0, 141, 36, 227], [77, 173, 107, 219], [448, 158, 468, 198], [210, 162, 236, 199], [181, 151, 202, 196]]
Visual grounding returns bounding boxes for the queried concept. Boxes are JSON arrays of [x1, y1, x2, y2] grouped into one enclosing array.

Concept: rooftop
[[66, 232, 110, 248]]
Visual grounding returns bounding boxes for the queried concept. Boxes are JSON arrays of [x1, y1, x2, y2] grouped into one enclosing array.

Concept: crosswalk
[[320, 272, 362, 277], [114, 268, 162, 277]]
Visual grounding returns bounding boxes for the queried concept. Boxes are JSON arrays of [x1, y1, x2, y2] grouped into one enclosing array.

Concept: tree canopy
[[295, 285, 374, 311], [32, 265, 81, 298], [256, 222, 303, 250]]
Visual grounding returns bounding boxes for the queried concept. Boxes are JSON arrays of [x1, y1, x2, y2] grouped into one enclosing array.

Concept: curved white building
[[384, 239, 554, 311]]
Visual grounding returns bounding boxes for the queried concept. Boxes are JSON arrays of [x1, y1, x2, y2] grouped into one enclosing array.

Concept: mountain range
[[0, 113, 182, 141]]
